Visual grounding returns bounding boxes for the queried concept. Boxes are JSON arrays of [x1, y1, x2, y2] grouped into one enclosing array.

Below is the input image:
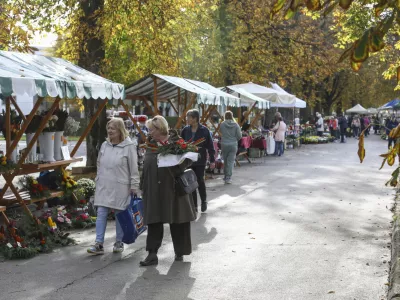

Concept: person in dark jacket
[[181, 109, 215, 213], [338, 114, 348, 143], [139, 116, 196, 266], [386, 116, 399, 149]]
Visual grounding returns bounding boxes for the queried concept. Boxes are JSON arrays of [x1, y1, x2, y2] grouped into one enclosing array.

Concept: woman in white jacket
[[316, 113, 324, 137], [87, 118, 140, 255]]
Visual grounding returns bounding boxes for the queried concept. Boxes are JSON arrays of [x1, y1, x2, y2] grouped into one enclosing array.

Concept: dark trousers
[[340, 130, 346, 143], [146, 222, 192, 255], [190, 165, 207, 207]]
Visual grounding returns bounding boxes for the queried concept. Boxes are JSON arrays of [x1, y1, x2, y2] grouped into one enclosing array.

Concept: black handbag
[[169, 168, 199, 196]]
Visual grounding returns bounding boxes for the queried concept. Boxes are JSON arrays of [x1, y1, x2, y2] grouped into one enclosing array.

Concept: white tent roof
[[366, 107, 378, 114], [224, 86, 270, 109], [228, 82, 295, 106], [346, 104, 367, 114], [269, 82, 307, 108]]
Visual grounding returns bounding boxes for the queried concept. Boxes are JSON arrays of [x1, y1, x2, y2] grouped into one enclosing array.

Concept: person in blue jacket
[[181, 109, 215, 213]]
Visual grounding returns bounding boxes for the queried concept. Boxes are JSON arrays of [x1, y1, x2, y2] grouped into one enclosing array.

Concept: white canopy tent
[[346, 104, 368, 114], [227, 82, 295, 106], [366, 107, 378, 114], [223, 86, 270, 109], [269, 82, 307, 108]]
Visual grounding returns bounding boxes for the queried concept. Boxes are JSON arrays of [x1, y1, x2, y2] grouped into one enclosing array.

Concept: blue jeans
[[95, 206, 123, 244], [276, 141, 284, 156]]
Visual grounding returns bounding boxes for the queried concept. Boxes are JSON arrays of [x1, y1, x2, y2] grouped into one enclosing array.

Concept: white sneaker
[[226, 178, 232, 184]]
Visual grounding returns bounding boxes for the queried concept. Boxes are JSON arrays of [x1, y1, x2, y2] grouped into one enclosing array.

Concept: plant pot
[[39, 132, 55, 162], [54, 131, 64, 161], [25, 133, 37, 162], [10, 141, 19, 163]]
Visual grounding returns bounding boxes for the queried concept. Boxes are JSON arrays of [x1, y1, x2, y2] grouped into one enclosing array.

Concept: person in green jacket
[[220, 111, 242, 184]]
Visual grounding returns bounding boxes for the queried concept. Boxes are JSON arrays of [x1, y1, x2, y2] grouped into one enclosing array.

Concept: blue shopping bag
[[117, 195, 147, 244]]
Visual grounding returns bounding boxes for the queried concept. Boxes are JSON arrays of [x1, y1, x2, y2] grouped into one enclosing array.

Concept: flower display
[[133, 115, 148, 123], [18, 175, 50, 198], [53, 110, 69, 132], [41, 110, 58, 132], [144, 137, 204, 156], [60, 168, 78, 191], [63, 116, 80, 136]]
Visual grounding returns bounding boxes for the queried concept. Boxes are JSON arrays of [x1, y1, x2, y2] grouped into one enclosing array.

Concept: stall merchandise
[[0, 50, 124, 238]]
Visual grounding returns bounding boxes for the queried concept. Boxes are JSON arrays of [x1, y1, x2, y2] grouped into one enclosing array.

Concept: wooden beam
[[10, 97, 27, 122], [71, 99, 108, 157], [153, 76, 159, 114], [5, 97, 10, 151], [119, 100, 146, 142], [240, 102, 257, 127], [184, 91, 188, 110], [143, 98, 156, 116], [6, 97, 44, 157], [17, 98, 61, 168], [237, 106, 241, 125], [202, 106, 215, 124], [167, 99, 179, 115], [250, 111, 264, 129], [175, 94, 196, 129]]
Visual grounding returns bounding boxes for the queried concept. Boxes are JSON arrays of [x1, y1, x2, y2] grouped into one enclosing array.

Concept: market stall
[[124, 74, 241, 132], [0, 50, 125, 224], [346, 104, 368, 114]]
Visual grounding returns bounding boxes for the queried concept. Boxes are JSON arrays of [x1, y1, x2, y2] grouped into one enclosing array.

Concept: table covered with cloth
[[240, 136, 266, 150]]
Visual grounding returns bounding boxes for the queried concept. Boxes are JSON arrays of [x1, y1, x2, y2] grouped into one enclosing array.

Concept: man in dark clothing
[[386, 116, 399, 149], [338, 114, 348, 143], [181, 109, 215, 213]]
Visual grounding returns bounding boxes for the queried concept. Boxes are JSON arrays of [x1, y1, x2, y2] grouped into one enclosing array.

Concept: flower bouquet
[[144, 137, 204, 168], [53, 110, 69, 132], [18, 175, 50, 198], [59, 168, 78, 193], [25, 114, 42, 134], [41, 110, 58, 132]]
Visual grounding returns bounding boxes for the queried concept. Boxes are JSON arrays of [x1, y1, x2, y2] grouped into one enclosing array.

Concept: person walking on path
[[181, 109, 215, 213], [139, 116, 196, 266], [220, 111, 242, 184], [87, 118, 140, 255], [316, 113, 324, 137], [352, 115, 361, 138], [338, 114, 348, 143], [272, 117, 287, 156], [386, 116, 398, 149]]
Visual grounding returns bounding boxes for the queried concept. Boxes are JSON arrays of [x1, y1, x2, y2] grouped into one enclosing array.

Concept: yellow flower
[[33, 180, 38, 185], [66, 183, 72, 189], [1, 156, 6, 161], [1, 161, 6, 165]]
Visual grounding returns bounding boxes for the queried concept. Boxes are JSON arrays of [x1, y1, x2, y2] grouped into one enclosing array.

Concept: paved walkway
[[0, 135, 393, 300]]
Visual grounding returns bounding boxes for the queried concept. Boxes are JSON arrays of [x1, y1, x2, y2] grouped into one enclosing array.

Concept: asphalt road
[[0, 135, 393, 300]]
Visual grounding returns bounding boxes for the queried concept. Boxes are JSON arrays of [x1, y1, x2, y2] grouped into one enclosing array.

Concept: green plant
[[75, 178, 96, 199]]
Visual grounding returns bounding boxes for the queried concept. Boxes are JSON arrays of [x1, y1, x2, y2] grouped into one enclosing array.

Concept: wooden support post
[[202, 106, 214, 124], [237, 106, 241, 125], [4, 173, 33, 218], [16, 98, 61, 168], [153, 76, 159, 115], [175, 94, 196, 129], [250, 111, 263, 129], [184, 91, 188, 110], [71, 99, 108, 157], [143, 98, 156, 116], [119, 100, 146, 142], [6, 97, 44, 157], [10, 97, 27, 122], [167, 99, 179, 115], [5, 97, 11, 152], [240, 102, 257, 127]]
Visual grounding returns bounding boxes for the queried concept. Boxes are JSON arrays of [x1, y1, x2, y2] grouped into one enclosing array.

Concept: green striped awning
[[0, 51, 125, 100]]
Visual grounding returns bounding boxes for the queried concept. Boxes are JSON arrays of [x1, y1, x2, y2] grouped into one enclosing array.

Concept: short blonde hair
[[225, 111, 235, 121], [146, 115, 169, 135], [107, 118, 129, 143]]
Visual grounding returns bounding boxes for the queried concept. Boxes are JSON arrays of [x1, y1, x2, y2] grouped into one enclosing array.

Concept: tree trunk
[[77, 0, 106, 167]]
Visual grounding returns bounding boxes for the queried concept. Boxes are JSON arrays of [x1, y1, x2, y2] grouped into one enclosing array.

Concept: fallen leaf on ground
[[328, 291, 335, 294]]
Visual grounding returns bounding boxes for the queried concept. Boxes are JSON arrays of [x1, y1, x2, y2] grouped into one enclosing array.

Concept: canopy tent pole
[[167, 99, 179, 116], [71, 99, 108, 157], [5, 97, 10, 152], [250, 110, 264, 129], [153, 76, 159, 115], [175, 94, 196, 129], [10, 97, 27, 122], [240, 102, 257, 127], [119, 100, 146, 142], [6, 97, 44, 156]]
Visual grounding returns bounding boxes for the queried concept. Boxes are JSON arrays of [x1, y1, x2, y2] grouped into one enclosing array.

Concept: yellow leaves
[[379, 142, 400, 169], [358, 133, 365, 163], [389, 125, 400, 139]]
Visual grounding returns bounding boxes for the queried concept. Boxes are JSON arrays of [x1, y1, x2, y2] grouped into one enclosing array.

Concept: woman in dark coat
[[139, 115, 197, 266]]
